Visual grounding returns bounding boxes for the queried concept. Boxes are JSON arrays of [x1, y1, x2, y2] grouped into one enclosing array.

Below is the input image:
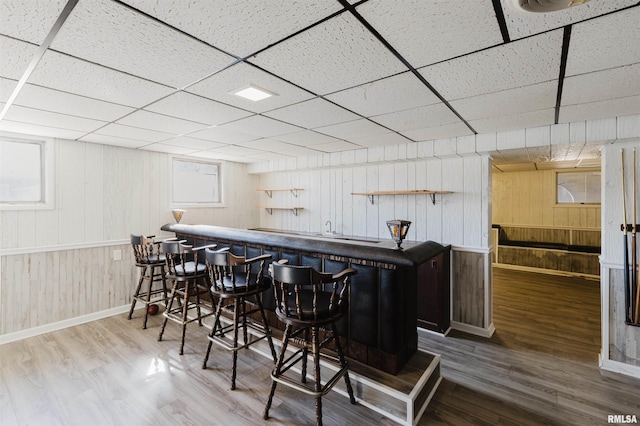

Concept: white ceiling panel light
[[232, 84, 277, 102]]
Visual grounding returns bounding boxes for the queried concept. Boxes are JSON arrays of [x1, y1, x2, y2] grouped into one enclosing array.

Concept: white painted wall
[[256, 156, 491, 250], [0, 138, 259, 250]]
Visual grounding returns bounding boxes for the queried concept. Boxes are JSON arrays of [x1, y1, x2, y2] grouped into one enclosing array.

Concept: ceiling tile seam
[[112, 0, 242, 62], [337, 0, 478, 136], [238, 63, 415, 141], [0, 0, 79, 122], [492, 0, 511, 43], [555, 25, 572, 125]]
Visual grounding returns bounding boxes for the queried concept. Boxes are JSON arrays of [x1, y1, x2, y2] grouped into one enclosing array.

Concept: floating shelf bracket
[[259, 206, 303, 216], [351, 190, 453, 205], [257, 188, 303, 198]]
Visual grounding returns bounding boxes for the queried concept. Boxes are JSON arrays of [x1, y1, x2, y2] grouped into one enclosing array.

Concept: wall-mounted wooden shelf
[[257, 206, 304, 216], [257, 188, 304, 198], [351, 190, 453, 205]]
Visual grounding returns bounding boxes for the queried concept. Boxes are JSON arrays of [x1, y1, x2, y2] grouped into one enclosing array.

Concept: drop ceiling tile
[[401, 122, 473, 142], [14, 84, 134, 122], [348, 132, 413, 148], [501, 0, 638, 40], [189, 126, 259, 144], [566, 7, 640, 76], [50, 0, 234, 88], [144, 92, 252, 126], [80, 133, 148, 149], [187, 63, 315, 113], [238, 139, 320, 157], [264, 98, 359, 129], [29, 51, 174, 107], [218, 115, 302, 138], [0, 120, 86, 140], [357, 0, 503, 68], [94, 123, 174, 143], [140, 143, 198, 155], [115, 110, 210, 135], [562, 64, 640, 106], [4, 105, 107, 133], [450, 81, 557, 121], [0, 0, 68, 44], [0, 35, 39, 79], [469, 108, 555, 134], [159, 136, 226, 151], [275, 130, 346, 147], [314, 119, 390, 140], [207, 145, 266, 157], [419, 30, 563, 101], [0, 78, 17, 103], [121, 0, 342, 58], [188, 150, 239, 162], [371, 103, 461, 132], [325, 72, 440, 117], [250, 12, 406, 95], [559, 95, 640, 124], [311, 140, 361, 153]]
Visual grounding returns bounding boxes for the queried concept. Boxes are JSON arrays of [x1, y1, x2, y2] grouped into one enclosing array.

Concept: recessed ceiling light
[[232, 84, 277, 102]]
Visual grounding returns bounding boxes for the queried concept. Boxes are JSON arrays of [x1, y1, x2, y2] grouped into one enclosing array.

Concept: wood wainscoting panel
[[0, 244, 136, 336], [452, 250, 487, 328]]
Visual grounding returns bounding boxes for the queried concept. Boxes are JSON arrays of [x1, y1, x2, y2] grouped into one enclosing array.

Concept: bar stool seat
[[157, 239, 216, 355], [128, 234, 169, 329], [202, 248, 277, 390], [264, 263, 358, 426]]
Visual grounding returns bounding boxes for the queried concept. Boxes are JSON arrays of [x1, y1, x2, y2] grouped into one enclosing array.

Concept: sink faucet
[[325, 220, 333, 234]]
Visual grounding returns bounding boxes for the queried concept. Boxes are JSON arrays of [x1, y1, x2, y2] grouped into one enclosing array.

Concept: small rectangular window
[[0, 137, 53, 209], [556, 170, 601, 204], [172, 158, 221, 205]]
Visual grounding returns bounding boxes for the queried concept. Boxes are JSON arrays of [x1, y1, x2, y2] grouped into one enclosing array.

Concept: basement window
[[172, 157, 222, 206], [556, 171, 601, 204], [0, 136, 54, 210]]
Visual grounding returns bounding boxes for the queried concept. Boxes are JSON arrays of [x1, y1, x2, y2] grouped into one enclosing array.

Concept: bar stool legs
[[128, 263, 167, 329]]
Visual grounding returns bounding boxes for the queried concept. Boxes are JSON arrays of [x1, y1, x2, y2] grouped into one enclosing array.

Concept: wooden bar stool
[[264, 263, 357, 426], [157, 239, 216, 355], [202, 248, 277, 390], [128, 234, 168, 329]]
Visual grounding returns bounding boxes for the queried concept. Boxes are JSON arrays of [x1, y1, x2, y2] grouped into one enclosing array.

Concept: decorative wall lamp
[[172, 209, 186, 224], [386, 219, 411, 250]]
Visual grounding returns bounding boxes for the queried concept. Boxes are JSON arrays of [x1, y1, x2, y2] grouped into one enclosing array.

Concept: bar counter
[[161, 223, 450, 375]]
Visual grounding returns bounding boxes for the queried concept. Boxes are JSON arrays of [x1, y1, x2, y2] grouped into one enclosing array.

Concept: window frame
[[555, 169, 601, 206], [170, 156, 225, 208], [0, 134, 54, 211]]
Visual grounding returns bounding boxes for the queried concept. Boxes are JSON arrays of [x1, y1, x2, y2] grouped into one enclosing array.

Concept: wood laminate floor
[[1, 268, 639, 425]]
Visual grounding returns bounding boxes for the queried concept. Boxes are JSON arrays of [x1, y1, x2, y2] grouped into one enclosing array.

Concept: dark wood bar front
[[162, 224, 451, 375]]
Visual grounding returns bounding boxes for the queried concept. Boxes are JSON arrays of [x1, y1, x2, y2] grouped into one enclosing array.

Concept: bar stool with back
[[128, 234, 169, 329], [264, 262, 358, 426], [157, 239, 216, 355], [202, 247, 278, 390]]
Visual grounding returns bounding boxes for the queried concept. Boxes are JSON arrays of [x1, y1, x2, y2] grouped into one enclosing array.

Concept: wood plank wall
[[256, 155, 493, 333], [0, 138, 259, 338], [492, 168, 601, 229]]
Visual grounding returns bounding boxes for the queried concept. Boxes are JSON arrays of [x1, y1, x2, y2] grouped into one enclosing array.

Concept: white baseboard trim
[[451, 320, 495, 338], [0, 304, 131, 346], [599, 355, 640, 380]]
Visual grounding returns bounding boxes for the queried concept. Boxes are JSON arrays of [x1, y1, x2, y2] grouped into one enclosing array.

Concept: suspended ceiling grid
[[0, 0, 639, 166]]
